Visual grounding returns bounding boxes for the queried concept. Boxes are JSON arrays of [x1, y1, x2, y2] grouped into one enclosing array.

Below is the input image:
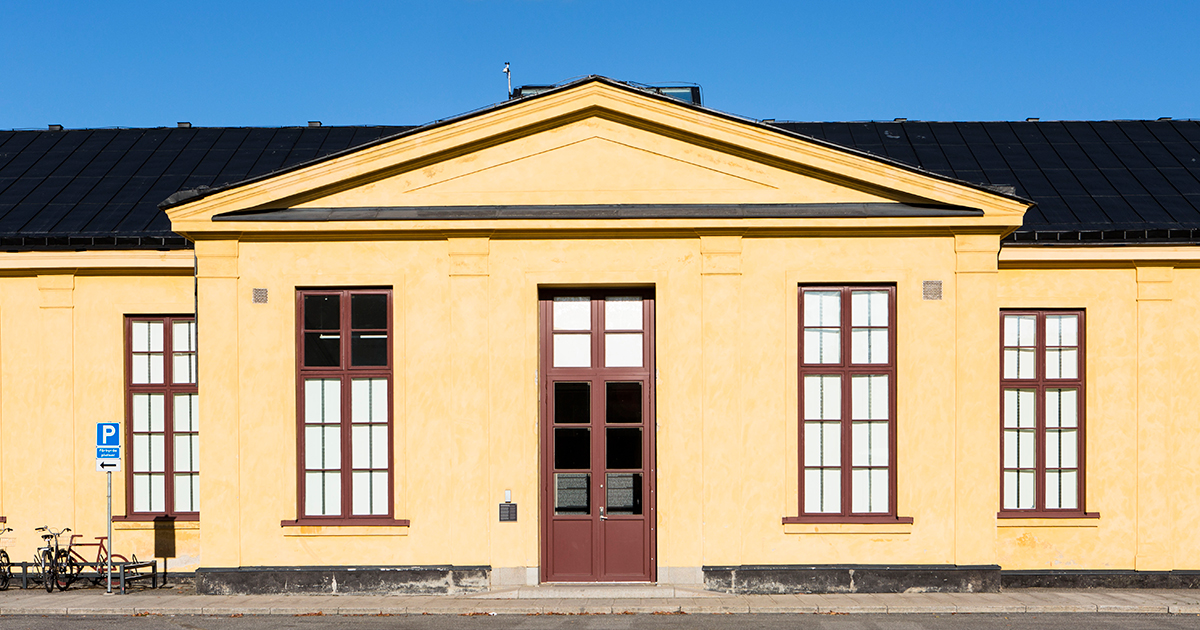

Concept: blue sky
[[2, 0, 1197, 129]]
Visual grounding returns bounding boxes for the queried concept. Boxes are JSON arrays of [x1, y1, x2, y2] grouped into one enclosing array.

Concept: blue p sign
[[97, 423, 120, 447]]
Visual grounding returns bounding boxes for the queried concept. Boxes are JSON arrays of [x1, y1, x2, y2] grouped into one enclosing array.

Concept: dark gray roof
[[0, 126, 412, 250], [770, 120, 1200, 243]]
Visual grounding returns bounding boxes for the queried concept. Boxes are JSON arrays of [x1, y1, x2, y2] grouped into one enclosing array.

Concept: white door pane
[[1004, 315, 1036, 347], [553, 333, 591, 368], [852, 422, 888, 466], [173, 354, 197, 384], [174, 473, 198, 512], [132, 321, 164, 352], [851, 291, 888, 327], [1047, 429, 1078, 468], [1046, 348, 1079, 379], [133, 435, 150, 472], [1045, 389, 1078, 427], [605, 333, 642, 367], [173, 321, 196, 351], [174, 394, 199, 432], [149, 474, 165, 512], [149, 435, 165, 472], [306, 426, 340, 469], [1004, 389, 1036, 427], [804, 291, 840, 327], [133, 474, 150, 512], [605, 297, 642, 330], [852, 468, 889, 513], [553, 297, 590, 330], [132, 353, 164, 385], [804, 422, 840, 466], [803, 375, 841, 420], [804, 469, 840, 513], [353, 424, 388, 469], [305, 379, 341, 424], [1014, 429, 1036, 468], [851, 375, 888, 420], [851, 329, 888, 364], [351, 379, 388, 424], [804, 329, 840, 364], [1046, 315, 1078, 347]]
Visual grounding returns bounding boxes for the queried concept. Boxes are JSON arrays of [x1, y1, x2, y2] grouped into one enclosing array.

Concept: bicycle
[[57, 532, 134, 588], [0, 527, 12, 590], [33, 526, 68, 592]]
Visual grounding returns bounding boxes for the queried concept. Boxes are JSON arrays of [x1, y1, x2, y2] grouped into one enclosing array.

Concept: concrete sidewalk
[[1, 586, 1200, 616]]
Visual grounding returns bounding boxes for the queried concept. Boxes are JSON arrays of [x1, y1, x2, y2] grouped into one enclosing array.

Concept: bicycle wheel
[[0, 549, 10, 590], [54, 549, 75, 591], [41, 550, 55, 593]]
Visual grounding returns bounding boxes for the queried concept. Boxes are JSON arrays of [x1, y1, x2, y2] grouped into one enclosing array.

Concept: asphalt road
[[3, 614, 1200, 630]]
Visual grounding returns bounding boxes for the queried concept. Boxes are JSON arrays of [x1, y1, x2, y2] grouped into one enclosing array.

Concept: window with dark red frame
[[1000, 310, 1091, 517], [125, 316, 198, 519], [295, 289, 399, 523], [787, 286, 909, 524]]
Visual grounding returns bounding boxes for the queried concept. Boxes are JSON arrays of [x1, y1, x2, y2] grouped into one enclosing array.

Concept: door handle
[[599, 506, 607, 521]]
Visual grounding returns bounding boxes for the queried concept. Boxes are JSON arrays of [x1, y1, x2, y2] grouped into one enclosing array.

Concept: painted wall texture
[[0, 81, 1197, 586]]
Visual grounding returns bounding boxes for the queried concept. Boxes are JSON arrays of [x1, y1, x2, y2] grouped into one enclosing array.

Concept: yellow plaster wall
[[0, 269, 198, 570]]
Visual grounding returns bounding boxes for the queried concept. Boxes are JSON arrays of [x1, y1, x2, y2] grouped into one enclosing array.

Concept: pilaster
[[37, 273, 76, 524], [1134, 265, 1173, 570], [194, 239, 241, 568], [953, 234, 999, 565]]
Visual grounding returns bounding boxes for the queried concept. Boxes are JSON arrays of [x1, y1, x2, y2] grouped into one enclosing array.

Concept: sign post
[[96, 422, 121, 594]]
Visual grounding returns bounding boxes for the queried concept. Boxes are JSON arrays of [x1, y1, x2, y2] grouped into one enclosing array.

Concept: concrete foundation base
[[195, 566, 490, 595], [1002, 570, 1200, 589], [703, 565, 1002, 594]]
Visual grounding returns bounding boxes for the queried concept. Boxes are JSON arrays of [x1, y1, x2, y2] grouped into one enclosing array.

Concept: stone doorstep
[[471, 584, 726, 599]]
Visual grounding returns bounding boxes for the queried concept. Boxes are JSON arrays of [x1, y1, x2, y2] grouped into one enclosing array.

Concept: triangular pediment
[[166, 77, 1030, 233]]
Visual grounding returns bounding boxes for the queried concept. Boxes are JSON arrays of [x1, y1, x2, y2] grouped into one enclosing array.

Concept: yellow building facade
[[1, 77, 1198, 593]]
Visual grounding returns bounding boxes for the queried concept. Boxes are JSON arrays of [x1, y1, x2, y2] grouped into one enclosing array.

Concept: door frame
[[538, 287, 657, 583]]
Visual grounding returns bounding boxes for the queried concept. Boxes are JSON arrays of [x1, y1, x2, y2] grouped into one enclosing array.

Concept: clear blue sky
[[3, 0, 1197, 129]]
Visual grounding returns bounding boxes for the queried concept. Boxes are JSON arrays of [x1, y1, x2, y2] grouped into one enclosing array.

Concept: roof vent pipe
[[48, 124, 63, 131], [1026, 118, 1040, 122], [177, 122, 192, 128], [308, 121, 322, 127]]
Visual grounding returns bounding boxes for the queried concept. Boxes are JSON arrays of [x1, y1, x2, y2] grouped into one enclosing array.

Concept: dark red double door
[[540, 290, 655, 582]]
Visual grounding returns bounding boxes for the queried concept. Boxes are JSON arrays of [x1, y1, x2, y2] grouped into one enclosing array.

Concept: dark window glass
[[554, 428, 591, 469], [351, 294, 388, 330], [304, 332, 341, 367], [606, 473, 642, 515], [351, 332, 388, 366], [304, 295, 340, 330], [606, 382, 641, 423], [606, 427, 642, 469], [555, 473, 590, 515], [554, 382, 590, 424]]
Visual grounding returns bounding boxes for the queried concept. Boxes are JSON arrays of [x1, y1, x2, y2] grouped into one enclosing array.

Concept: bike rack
[[13, 560, 158, 593]]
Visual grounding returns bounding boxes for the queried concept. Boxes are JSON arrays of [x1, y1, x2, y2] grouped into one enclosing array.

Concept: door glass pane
[[605, 382, 641, 423], [304, 294, 340, 330], [351, 332, 388, 366], [553, 297, 590, 330], [605, 297, 642, 330], [305, 379, 341, 424], [605, 333, 642, 367], [554, 382, 590, 423], [554, 428, 590, 469], [554, 473, 590, 515], [351, 378, 388, 424], [606, 473, 642, 515], [553, 333, 591, 368], [606, 427, 642, 469], [803, 375, 841, 420], [351, 294, 388, 329]]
